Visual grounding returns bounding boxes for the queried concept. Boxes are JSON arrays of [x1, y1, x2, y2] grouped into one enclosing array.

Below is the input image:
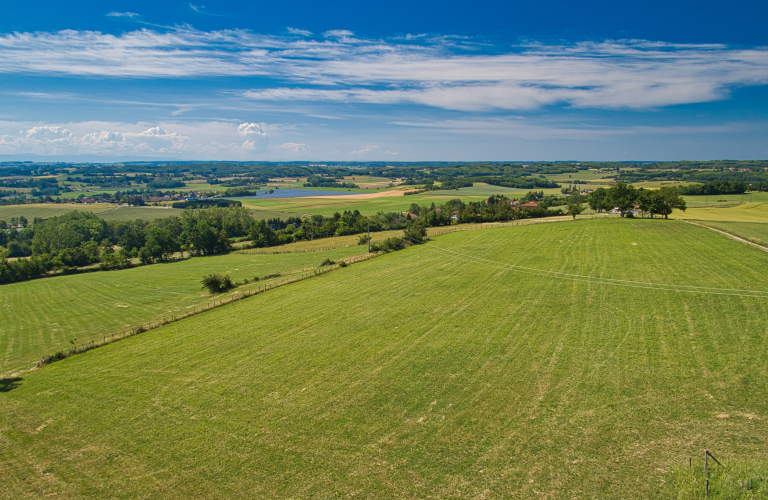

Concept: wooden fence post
[[705, 450, 709, 498]]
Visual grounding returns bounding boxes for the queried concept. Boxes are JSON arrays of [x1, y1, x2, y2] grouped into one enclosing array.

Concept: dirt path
[[683, 220, 768, 253]]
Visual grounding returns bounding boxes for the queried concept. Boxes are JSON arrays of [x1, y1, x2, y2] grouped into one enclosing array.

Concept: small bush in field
[[201, 274, 234, 294]]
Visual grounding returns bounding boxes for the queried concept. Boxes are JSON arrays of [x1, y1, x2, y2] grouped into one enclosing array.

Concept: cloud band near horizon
[[0, 29, 767, 111]]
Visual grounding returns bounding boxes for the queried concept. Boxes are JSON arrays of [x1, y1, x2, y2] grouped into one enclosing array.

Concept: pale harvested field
[[302, 189, 407, 200]]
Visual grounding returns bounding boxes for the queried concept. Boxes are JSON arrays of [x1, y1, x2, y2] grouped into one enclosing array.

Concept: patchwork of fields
[[237, 183, 534, 217], [2, 219, 768, 498], [0, 203, 307, 222]]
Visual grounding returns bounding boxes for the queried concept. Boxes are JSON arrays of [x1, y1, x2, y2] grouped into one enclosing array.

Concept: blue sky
[[1, 0, 767, 161]]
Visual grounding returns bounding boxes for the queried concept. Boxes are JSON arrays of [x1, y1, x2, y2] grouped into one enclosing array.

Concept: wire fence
[[238, 214, 620, 254], [37, 214, 619, 366], [37, 251, 380, 367], [426, 213, 620, 237]]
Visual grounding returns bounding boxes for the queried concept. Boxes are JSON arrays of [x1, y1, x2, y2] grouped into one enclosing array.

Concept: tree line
[[0, 207, 255, 284], [676, 180, 747, 195], [587, 184, 686, 218]]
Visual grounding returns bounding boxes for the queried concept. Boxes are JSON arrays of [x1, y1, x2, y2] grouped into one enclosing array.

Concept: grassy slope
[[671, 202, 768, 247], [0, 221, 556, 375], [0, 204, 115, 221], [237, 184, 534, 217], [2, 219, 768, 499], [0, 245, 369, 376], [98, 206, 185, 221], [693, 222, 768, 246], [0, 204, 306, 223], [680, 193, 768, 209], [672, 201, 768, 222]]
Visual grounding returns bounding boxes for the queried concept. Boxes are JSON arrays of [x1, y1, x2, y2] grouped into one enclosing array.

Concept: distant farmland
[[0, 203, 308, 223], [0, 203, 115, 221], [2, 219, 768, 498]]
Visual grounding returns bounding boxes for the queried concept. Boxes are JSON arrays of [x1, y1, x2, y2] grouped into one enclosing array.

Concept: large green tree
[[655, 186, 687, 219], [139, 227, 180, 263], [248, 220, 278, 248], [587, 187, 610, 213], [567, 202, 585, 219], [607, 183, 639, 217]]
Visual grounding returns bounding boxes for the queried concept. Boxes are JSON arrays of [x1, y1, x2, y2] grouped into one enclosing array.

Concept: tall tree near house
[[607, 183, 639, 217], [587, 187, 610, 213], [655, 186, 687, 219], [637, 190, 655, 218]]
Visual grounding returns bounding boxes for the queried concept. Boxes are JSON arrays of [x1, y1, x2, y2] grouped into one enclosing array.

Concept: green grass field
[[694, 221, 768, 246], [632, 180, 700, 189], [680, 192, 768, 209], [97, 206, 186, 221], [2, 219, 768, 498], [673, 201, 768, 223], [0, 203, 115, 221], [237, 183, 543, 217], [543, 170, 615, 185], [0, 245, 370, 377], [341, 175, 393, 188], [0, 204, 304, 223]]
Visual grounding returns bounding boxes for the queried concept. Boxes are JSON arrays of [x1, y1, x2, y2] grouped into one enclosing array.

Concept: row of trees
[[676, 180, 747, 195], [304, 175, 359, 189], [587, 184, 686, 218], [0, 207, 258, 283]]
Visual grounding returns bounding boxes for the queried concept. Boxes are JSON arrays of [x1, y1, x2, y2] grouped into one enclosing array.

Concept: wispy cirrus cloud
[[391, 117, 744, 141], [323, 29, 355, 39], [348, 144, 380, 155], [287, 27, 312, 37], [189, 3, 224, 16], [106, 12, 139, 19], [271, 142, 308, 153], [0, 28, 767, 112]]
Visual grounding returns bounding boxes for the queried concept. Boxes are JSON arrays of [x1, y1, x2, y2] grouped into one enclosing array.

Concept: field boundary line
[[97, 205, 121, 216], [35, 251, 382, 369], [409, 231, 768, 298], [32, 215, 617, 367], [682, 220, 768, 253], [238, 213, 619, 255]]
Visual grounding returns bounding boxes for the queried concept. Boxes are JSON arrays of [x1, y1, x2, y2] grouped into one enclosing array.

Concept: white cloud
[[391, 118, 741, 141], [25, 125, 75, 141], [348, 145, 380, 155], [271, 142, 308, 153], [323, 30, 354, 39], [237, 122, 267, 137], [0, 29, 766, 111], [287, 27, 312, 37], [189, 3, 223, 16], [0, 120, 276, 158], [106, 12, 139, 18]]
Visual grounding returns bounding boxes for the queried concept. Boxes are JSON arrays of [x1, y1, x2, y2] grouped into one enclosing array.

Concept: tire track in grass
[[417, 236, 768, 298]]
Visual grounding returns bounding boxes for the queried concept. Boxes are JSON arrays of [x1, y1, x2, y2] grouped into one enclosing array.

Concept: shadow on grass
[[0, 377, 23, 393]]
